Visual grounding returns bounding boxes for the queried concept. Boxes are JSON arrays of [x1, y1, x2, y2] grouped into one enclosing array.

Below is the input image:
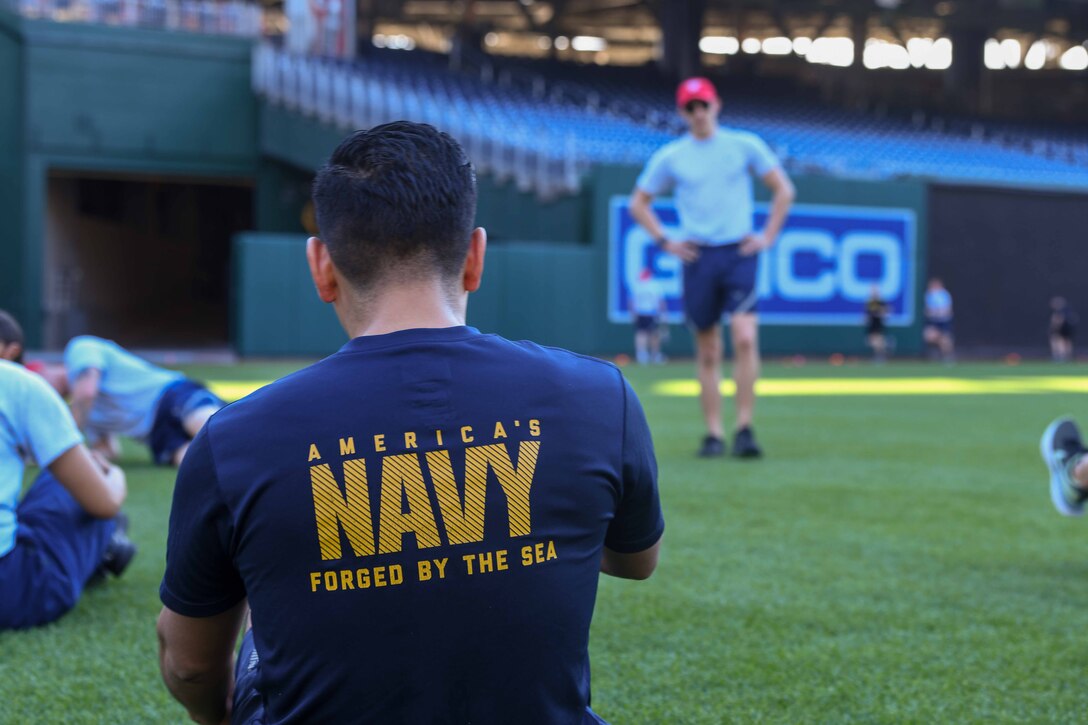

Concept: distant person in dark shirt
[[1049, 296, 1076, 363], [864, 286, 890, 363], [156, 122, 664, 725]]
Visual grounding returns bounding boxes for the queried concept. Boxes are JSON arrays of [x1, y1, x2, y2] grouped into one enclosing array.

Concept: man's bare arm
[[601, 537, 662, 581], [69, 368, 102, 430], [630, 189, 699, 263], [157, 601, 247, 725], [758, 167, 795, 244], [91, 433, 121, 461], [47, 444, 126, 519]]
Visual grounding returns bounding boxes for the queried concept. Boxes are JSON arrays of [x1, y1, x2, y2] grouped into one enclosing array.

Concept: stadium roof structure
[[353, 0, 1088, 51], [338, 0, 1088, 120]]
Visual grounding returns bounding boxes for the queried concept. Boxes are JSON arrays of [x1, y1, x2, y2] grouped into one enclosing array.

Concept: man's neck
[[339, 278, 466, 338]]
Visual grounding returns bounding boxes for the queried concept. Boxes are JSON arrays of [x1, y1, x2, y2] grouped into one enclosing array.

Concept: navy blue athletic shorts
[[682, 244, 759, 331], [635, 315, 658, 332], [149, 379, 224, 466], [925, 318, 953, 335]]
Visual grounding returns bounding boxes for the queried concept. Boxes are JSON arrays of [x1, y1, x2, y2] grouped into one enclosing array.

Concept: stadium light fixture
[[762, 37, 792, 55], [792, 37, 812, 55], [924, 38, 952, 69], [741, 38, 762, 54], [1060, 45, 1088, 70], [864, 39, 911, 69], [907, 37, 931, 67], [1000, 38, 1021, 68], [571, 35, 606, 52], [806, 37, 854, 67], [984, 39, 1005, 69], [1024, 39, 1046, 69], [485, 32, 499, 47], [554, 35, 570, 50], [699, 36, 740, 54]]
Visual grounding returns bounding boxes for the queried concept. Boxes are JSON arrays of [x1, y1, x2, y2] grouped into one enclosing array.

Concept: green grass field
[[1, 359, 1085, 723]]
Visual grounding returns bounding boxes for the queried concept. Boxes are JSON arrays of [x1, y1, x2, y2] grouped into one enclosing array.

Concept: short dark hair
[[312, 121, 477, 290], [0, 310, 24, 363]]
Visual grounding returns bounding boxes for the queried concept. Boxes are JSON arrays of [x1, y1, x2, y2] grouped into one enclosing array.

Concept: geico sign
[[757, 230, 903, 302]]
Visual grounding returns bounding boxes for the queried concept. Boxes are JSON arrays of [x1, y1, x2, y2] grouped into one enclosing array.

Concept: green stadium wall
[[0, 10, 257, 346], [0, 9, 25, 330]]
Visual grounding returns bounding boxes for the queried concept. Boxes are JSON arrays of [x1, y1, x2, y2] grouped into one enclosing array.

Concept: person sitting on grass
[[0, 354, 135, 630], [156, 122, 664, 725], [31, 335, 224, 467]]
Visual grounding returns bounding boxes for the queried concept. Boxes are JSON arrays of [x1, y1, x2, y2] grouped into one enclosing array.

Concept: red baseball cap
[[676, 77, 719, 108]]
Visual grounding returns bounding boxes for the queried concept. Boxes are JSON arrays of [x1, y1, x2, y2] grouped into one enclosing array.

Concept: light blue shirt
[[65, 336, 183, 441], [0, 361, 83, 557], [925, 289, 953, 321], [636, 127, 780, 245]]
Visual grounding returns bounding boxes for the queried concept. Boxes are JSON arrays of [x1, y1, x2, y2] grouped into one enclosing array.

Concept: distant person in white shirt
[[629, 268, 667, 365], [0, 315, 134, 629], [33, 336, 225, 466], [630, 77, 795, 459]]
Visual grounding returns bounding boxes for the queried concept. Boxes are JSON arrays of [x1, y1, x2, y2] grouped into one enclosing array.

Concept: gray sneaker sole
[[1040, 417, 1084, 517]]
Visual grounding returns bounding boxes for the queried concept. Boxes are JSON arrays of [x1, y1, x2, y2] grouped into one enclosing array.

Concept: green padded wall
[[0, 10, 24, 324]]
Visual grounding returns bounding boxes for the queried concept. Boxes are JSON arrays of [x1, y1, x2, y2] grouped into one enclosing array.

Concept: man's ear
[[0, 341, 22, 362], [306, 237, 339, 304], [462, 227, 487, 293]]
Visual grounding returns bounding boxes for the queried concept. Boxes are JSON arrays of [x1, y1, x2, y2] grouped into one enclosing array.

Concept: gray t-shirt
[[636, 127, 779, 244]]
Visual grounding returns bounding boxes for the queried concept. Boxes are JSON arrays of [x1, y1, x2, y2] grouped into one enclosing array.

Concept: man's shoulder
[[502, 336, 622, 374], [0, 360, 37, 395], [65, 335, 109, 353], [206, 357, 334, 423], [716, 127, 767, 147]]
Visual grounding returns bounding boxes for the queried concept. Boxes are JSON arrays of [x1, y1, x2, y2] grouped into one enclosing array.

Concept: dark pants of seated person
[[0, 472, 116, 630]]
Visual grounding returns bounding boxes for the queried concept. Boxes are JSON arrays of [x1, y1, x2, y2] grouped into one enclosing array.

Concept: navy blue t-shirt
[[160, 327, 663, 724]]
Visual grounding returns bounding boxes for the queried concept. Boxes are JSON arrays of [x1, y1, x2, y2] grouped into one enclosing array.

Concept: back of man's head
[[0, 310, 25, 364], [312, 121, 477, 292]]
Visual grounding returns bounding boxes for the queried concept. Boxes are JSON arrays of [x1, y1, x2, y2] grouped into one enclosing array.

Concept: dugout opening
[[43, 172, 253, 349]]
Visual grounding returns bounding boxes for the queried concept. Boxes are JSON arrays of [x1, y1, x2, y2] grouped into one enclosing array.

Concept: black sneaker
[[732, 426, 762, 459], [697, 436, 726, 458], [100, 514, 137, 577]]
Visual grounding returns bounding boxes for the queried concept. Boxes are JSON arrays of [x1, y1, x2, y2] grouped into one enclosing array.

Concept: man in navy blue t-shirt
[[157, 122, 664, 725]]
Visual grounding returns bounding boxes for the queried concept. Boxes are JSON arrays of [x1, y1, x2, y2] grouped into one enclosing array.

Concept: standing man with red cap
[[630, 77, 794, 458]]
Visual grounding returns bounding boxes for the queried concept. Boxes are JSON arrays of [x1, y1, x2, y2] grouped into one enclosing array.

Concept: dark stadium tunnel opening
[[44, 172, 253, 350]]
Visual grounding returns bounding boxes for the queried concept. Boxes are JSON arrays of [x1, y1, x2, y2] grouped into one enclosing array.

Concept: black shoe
[[100, 515, 137, 577], [697, 436, 726, 458], [732, 427, 762, 459]]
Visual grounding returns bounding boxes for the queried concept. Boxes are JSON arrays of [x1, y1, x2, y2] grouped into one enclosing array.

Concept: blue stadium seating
[[253, 44, 1088, 199]]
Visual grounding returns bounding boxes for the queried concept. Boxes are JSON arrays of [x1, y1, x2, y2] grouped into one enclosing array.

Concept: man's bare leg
[[730, 313, 760, 431], [694, 326, 724, 441], [182, 405, 220, 438], [172, 405, 222, 466]]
